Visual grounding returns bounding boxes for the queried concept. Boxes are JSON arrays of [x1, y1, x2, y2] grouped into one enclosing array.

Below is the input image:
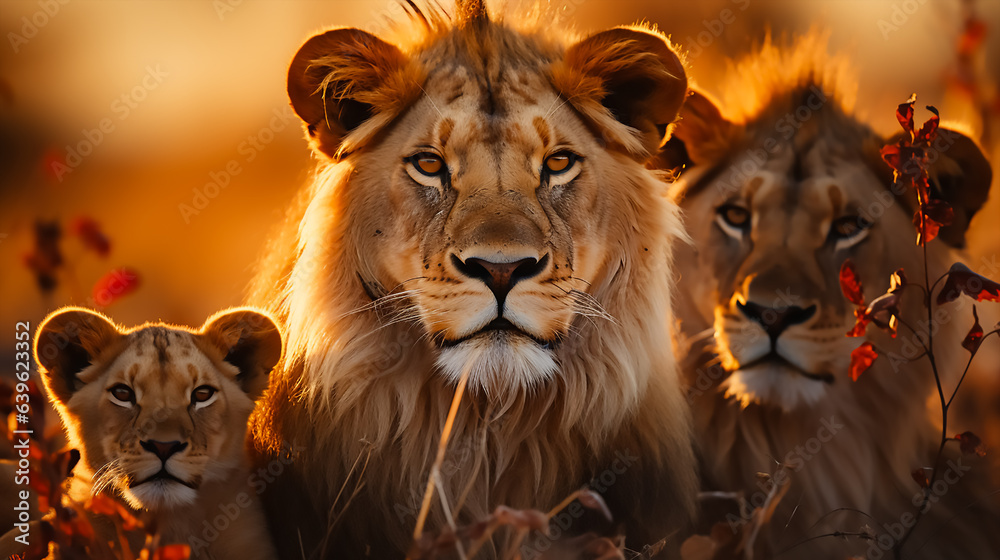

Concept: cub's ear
[[653, 89, 740, 173], [552, 26, 688, 160], [880, 127, 992, 249], [287, 28, 422, 160], [200, 308, 283, 401], [35, 307, 122, 405]]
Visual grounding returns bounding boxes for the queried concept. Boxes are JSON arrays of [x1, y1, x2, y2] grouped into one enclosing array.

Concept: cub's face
[[288, 25, 689, 393], [35, 308, 282, 510]]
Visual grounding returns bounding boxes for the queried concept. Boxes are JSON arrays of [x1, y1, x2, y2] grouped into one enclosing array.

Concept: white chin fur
[[124, 479, 198, 510], [436, 331, 557, 395], [721, 364, 828, 412]]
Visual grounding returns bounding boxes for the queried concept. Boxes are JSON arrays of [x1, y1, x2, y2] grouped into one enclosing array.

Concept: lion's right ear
[[287, 28, 422, 160], [34, 308, 122, 405], [653, 89, 740, 174]]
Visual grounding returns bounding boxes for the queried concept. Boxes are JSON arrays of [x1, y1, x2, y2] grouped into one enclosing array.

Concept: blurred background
[[1, 0, 998, 354]]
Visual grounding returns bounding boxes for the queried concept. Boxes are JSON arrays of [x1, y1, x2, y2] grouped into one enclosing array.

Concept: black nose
[[140, 440, 188, 462], [737, 301, 816, 341], [451, 254, 549, 312]]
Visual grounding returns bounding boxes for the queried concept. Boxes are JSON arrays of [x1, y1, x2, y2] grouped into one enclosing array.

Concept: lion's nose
[[141, 439, 188, 462], [737, 301, 816, 342], [451, 254, 549, 311]]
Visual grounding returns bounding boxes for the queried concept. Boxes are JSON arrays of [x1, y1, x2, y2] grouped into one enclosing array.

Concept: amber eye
[[717, 204, 751, 229], [109, 384, 135, 404], [409, 153, 445, 177], [544, 151, 577, 174], [830, 215, 870, 239], [192, 385, 216, 404]]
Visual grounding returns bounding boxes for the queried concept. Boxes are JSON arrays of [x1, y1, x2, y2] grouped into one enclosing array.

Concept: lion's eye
[[408, 153, 445, 177], [830, 215, 871, 251], [192, 385, 216, 404], [109, 384, 135, 405], [718, 205, 750, 228], [543, 151, 577, 174]]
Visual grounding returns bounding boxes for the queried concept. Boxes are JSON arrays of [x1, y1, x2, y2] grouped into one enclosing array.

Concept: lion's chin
[[124, 477, 198, 510], [436, 330, 558, 395], [721, 363, 830, 412]]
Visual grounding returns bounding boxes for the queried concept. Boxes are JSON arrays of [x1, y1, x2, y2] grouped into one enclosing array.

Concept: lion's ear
[[653, 89, 739, 172], [200, 308, 283, 400], [553, 27, 688, 159], [925, 128, 992, 248], [288, 28, 421, 160], [35, 308, 122, 405]]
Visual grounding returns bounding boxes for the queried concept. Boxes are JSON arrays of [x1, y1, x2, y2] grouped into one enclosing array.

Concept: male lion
[[248, 1, 696, 558], [658, 39, 1000, 559]]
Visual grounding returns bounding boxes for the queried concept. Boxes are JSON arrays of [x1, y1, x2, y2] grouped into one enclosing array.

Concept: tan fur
[[249, 3, 696, 558], [660, 36, 999, 559], [33, 307, 282, 560]]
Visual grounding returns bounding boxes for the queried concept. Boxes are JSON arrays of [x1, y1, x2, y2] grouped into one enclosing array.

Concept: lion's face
[[35, 308, 282, 510], [663, 90, 992, 411], [286, 22, 688, 393], [355, 67, 622, 389]]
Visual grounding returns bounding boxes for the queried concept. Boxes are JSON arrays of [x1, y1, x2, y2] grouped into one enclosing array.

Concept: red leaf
[[896, 94, 917, 136], [937, 263, 1000, 305], [954, 431, 986, 457], [91, 267, 141, 306], [911, 468, 930, 489], [839, 259, 865, 306], [70, 216, 111, 257], [915, 105, 940, 144], [23, 220, 63, 293], [849, 342, 878, 382], [962, 306, 984, 354], [957, 18, 988, 57], [880, 144, 901, 173], [154, 544, 192, 560]]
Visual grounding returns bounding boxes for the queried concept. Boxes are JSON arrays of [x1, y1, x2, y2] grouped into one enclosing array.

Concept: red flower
[[841, 260, 904, 338]]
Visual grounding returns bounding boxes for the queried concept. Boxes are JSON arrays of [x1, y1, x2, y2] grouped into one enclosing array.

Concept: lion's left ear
[[552, 26, 688, 160], [925, 128, 992, 248], [200, 308, 283, 400]]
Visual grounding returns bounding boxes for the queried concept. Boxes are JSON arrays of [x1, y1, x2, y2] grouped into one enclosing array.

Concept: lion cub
[[33, 307, 281, 560]]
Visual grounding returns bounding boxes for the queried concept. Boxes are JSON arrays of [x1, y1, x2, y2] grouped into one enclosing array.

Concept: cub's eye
[[408, 153, 445, 177], [109, 384, 135, 405], [191, 385, 216, 404], [543, 151, 577, 174], [830, 215, 872, 251]]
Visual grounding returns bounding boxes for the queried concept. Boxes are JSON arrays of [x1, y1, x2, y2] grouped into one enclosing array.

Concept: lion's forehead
[[107, 327, 221, 402]]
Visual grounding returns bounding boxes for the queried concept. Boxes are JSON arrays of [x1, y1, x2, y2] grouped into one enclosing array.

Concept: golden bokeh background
[[1, 0, 997, 347]]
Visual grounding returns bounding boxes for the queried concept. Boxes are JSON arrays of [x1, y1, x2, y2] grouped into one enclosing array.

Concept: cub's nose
[[140, 440, 188, 462], [451, 254, 549, 311]]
